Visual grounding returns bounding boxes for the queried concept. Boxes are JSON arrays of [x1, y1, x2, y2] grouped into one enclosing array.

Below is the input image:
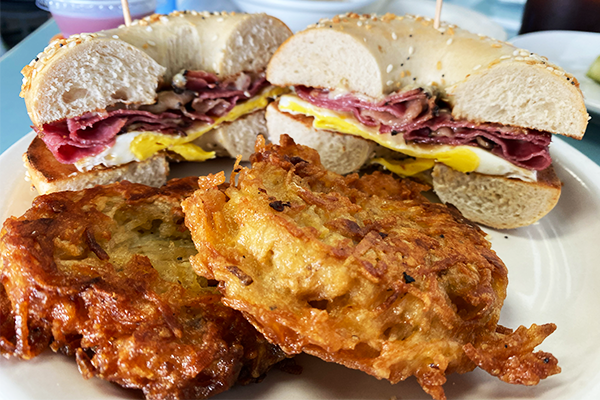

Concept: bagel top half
[[21, 11, 292, 127], [267, 13, 588, 139]]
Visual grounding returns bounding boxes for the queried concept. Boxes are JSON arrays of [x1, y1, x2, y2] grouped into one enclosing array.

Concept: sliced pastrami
[[38, 71, 269, 164], [295, 86, 553, 171], [296, 86, 435, 132]]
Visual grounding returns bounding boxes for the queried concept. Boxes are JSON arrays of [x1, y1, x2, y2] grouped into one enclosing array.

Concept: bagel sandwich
[[21, 11, 291, 194], [265, 13, 589, 229]]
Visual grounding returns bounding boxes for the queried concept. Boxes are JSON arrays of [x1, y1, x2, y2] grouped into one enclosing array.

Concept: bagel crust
[[267, 13, 588, 139]]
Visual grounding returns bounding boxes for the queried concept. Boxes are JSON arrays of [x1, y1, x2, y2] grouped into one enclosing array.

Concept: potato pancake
[[0, 178, 287, 400], [182, 135, 560, 400]]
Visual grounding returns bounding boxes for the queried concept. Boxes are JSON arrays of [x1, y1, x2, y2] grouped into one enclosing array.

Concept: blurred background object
[[520, 0, 600, 34], [176, 0, 236, 12], [1, 0, 50, 51], [228, 0, 385, 32], [35, 0, 157, 37]]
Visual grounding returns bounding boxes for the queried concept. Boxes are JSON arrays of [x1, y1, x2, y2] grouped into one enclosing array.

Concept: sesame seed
[[146, 26, 153, 32], [499, 55, 510, 60], [515, 56, 524, 61], [112, 35, 119, 39], [244, 91, 251, 97], [160, 16, 169, 22], [217, 17, 223, 22], [357, 21, 363, 26], [473, 64, 481, 70], [446, 38, 453, 45], [408, 46, 414, 55], [68, 41, 77, 48], [147, 40, 156, 46], [387, 64, 393, 73], [386, 80, 394, 86], [392, 32, 397, 40]]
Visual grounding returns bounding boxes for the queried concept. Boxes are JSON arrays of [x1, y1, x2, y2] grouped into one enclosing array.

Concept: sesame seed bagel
[[265, 12, 588, 229], [267, 12, 588, 139], [22, 11, 292, 127]]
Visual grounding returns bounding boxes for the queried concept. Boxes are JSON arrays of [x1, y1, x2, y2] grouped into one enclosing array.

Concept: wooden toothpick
[[434, 0, 443, 29], [121, 0, 132, 27]]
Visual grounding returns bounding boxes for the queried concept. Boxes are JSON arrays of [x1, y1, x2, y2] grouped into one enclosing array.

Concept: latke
[[182, 135, 560, 400], [0, 178, 287, 399]]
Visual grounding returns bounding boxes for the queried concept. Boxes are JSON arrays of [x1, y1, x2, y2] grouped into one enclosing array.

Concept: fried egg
[[277, 94, 537, 182]]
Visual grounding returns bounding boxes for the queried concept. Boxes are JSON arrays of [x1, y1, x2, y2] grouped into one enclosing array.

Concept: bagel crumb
[[436, 61, 442, 70], [491, 43, 502, 48], [400, 71, 405, 78]]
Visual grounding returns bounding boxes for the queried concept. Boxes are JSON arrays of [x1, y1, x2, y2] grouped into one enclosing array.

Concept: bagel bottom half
[[194, 110, 268, 161], [265, 102, 375, 175], [432, 164, 562, 229], [24, 136, 169, 195]]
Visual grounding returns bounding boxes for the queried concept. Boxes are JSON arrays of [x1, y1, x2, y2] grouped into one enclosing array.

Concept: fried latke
[[0, 178, 287, 400], [182, 135, 560, 400]]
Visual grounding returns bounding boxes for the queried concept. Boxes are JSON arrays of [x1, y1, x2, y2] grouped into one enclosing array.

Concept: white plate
[[510, 31, 600, 115], [2, 132, 600, 399], [385, 0, 507, 40]]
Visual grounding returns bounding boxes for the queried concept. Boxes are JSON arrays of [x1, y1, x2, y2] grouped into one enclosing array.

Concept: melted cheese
[[278, 94, 537, 182], [75, 86, 287, 172]]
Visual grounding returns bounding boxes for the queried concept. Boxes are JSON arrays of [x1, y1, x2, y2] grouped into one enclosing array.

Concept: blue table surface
[[1, 4, 599, 165]]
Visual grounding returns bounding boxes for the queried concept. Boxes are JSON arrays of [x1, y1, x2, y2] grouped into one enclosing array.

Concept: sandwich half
[[21, 11, 291, 194], [266, 13, 589, 229]]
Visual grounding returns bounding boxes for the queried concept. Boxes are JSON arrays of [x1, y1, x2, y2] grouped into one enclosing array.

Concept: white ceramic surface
[[1, 132, 600, 399], [511, 31, 600, 115]]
